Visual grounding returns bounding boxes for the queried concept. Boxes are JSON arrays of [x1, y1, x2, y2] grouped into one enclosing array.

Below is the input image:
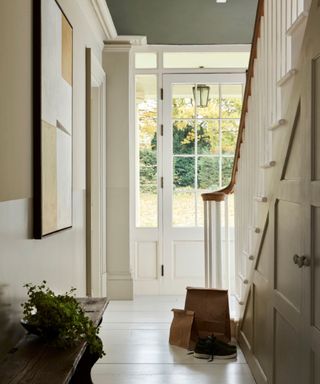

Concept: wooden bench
[[0, 297, 108, 384]]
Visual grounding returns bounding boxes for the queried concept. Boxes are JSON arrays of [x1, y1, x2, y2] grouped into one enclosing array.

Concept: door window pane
[[221, 119, 239, 155], [197, 120, 219, 155], [197, 193, 205, 227], [222, 157, 234, 187], [196, 84, 219, 119], [136, 75, 158, 227], [173, 157, 195, 191], [173, 192, 196, 227], [173, 120, 195, 155], [221, 84, 243, 118], [197, 157, 220, 190], [172, 84, 195, 119]]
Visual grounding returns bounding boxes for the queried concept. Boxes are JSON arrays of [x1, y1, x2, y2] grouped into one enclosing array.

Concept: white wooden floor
[[92, 296, 255, 384]]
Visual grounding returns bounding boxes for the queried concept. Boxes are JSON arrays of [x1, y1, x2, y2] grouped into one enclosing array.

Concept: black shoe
[[193, 337, 237, 360], [194, 336, 237, 352], [207, 335, 237, 351]]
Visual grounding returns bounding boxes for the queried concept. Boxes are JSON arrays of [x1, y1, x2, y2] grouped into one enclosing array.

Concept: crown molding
[[103, 35, 147, 49], [90, 0, 117, 40], [103, 43, 133, 53], [114, 35, 147, 46]]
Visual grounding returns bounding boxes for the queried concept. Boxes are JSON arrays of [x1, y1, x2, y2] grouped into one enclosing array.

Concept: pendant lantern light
[[193, 84, 210, 108]]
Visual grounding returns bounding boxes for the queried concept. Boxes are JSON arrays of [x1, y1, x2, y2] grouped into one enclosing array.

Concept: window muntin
[[171, 83, 243, 227]]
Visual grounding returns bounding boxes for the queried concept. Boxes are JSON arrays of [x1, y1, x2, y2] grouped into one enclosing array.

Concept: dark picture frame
[[33, 0, 73, 239]]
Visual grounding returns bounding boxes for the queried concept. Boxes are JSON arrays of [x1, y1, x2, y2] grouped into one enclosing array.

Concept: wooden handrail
[[202, 0, 264, 202]]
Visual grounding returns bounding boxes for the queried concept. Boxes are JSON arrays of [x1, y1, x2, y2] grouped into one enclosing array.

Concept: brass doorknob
[[293, 254, 310, 268]]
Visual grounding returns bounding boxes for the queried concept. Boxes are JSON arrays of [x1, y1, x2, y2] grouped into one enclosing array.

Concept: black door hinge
[[160, 177, 164, 188], [161, 265, 164, 276], [160, 88, 163, 100], [160, 124, 163, 136]]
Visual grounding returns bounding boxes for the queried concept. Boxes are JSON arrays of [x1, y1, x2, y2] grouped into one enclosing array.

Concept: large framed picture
[[33, 0, 73, 238]]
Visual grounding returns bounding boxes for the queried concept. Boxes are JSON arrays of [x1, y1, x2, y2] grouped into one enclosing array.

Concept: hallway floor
[[91, 296, 255, 384]]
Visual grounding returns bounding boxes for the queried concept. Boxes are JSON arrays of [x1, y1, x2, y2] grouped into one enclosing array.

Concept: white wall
[[0, 0, 105, 356]]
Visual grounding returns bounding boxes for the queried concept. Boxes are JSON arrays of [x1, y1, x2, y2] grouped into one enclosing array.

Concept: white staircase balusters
[[202, 0, 311, 306]]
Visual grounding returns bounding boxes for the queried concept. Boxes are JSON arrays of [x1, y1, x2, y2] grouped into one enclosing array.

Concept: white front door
[[161, 74, 244, 294], [133, 73, 244, 295]]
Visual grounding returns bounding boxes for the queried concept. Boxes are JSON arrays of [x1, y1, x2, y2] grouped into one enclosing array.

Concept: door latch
[[293, 254, 310, 268]]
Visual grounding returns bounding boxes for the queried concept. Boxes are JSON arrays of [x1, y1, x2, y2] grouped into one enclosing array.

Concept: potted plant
[[21, 281, 105, 358]]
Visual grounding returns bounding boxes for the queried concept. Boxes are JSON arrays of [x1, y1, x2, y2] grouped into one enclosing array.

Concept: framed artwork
[[33, 0, 73, 238]]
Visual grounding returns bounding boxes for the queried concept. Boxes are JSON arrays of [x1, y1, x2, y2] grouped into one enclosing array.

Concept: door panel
[[275, 200, 302, 311], [281, 112, 303, 180], [136, 241, 158, 280], [312, 55, 320, 180], [274, 311, 300, 384], [312, 206, 320, 331], [173, 241, 204, 279], [252, 278, 269, 375], [311, 351, 320, 384]]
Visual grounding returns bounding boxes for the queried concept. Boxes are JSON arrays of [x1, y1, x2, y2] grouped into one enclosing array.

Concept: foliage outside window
[[136, 75, 158, 227], [136, 77, 243, 228], [171, 83, 242, 227]]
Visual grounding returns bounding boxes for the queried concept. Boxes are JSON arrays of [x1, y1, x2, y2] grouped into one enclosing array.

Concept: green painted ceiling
[[106, 0, 258, 45]]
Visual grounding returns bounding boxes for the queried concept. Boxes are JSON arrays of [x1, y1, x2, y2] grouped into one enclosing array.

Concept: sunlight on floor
[[92, 296, 255, 384]]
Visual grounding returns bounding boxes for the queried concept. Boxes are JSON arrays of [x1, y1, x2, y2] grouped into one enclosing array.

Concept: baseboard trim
[[107, 272, 133, 300]]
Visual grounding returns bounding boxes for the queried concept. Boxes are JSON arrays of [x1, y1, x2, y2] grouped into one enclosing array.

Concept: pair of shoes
[[193, 336, 237, 361], [208, 335, 237, 352]]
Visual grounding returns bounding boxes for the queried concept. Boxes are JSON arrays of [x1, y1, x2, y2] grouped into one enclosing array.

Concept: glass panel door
[[162, 74, 244, 294]]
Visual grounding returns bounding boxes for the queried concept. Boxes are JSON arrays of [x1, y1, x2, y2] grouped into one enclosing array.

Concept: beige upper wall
[[0, 1, 33, 201], [0, 0, 106, 203]]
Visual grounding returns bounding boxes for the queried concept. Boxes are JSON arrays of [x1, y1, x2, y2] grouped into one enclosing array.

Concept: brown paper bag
[[169, 309, 195, 349], [184, 287, 231, 346]]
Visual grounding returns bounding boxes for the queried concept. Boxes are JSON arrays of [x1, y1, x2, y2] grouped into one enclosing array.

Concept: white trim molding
[[114, 35, 147, 46], [91, 52, 106, 87], [103, 43, 132, 53], [107, 272, 134, 300], [277, 68, 298, 87], [286, 11, 309, 36], [90, 0, 117, 40]]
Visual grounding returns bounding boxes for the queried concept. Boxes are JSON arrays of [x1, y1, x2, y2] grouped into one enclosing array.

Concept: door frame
[[132, 70, 245, 295]]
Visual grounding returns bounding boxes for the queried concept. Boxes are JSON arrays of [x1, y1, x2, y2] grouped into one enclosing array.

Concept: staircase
[[203, 0, 312, 381]]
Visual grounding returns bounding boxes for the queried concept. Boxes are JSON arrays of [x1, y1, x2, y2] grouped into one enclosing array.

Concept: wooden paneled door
[[272, 2, 320, 383]]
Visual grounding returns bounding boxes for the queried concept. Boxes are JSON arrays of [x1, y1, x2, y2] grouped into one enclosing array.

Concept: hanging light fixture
[[193, 84, 210, 108]]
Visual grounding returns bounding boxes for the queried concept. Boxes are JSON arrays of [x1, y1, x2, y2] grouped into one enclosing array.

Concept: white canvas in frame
[[40, 0, 73, 236]]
